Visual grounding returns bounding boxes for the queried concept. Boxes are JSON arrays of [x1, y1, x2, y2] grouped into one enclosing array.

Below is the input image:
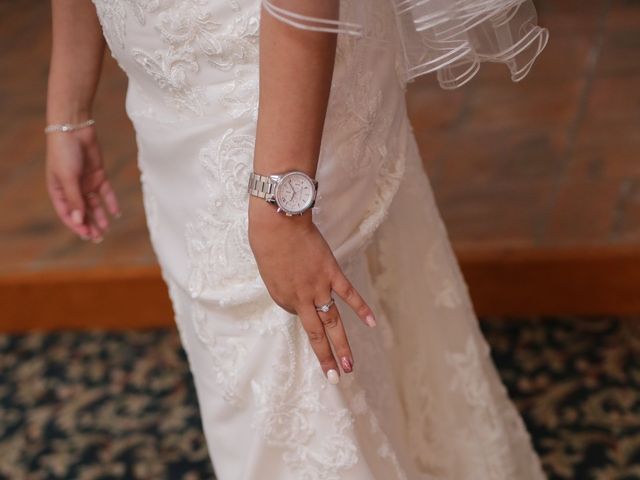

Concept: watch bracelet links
[[247, 172, 277, 201]]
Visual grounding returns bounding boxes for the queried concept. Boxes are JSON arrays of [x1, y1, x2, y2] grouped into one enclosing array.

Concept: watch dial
[[275, 172, 315, 213]]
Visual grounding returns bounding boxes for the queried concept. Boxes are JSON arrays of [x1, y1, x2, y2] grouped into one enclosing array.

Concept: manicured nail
[[71, 209, 83, 225], [91, 236, 103, 244], [365, 314, 376, 328], [327, 369, 340, 385], [340, 356, 353, 373], [80, 234, 90, 241]]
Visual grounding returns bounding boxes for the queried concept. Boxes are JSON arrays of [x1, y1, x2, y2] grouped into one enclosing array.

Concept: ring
[[314, 296, 335, 313]]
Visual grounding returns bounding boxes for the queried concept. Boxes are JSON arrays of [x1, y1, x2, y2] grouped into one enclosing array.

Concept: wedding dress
[[90, 0, 549, 478]]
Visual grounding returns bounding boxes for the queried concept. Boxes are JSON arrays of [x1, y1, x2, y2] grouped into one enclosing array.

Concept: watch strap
[[247, 172, 277, 201]]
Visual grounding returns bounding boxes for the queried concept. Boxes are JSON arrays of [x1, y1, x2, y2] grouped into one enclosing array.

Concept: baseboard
[[458, 244, 640, 316], [0, 266, 174, 333], [2, 245, 639, 332]]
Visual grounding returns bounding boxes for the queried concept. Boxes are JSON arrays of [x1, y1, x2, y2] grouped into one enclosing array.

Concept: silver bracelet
[[44, 119, 95, 134]]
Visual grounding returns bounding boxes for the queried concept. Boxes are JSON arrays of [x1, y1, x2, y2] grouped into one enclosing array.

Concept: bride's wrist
[[46, 101, 93, 125], [248, 195, 313, 231]]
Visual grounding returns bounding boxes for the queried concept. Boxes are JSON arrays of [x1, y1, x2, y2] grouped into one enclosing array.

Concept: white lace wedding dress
[[91, 0, 549, 478]]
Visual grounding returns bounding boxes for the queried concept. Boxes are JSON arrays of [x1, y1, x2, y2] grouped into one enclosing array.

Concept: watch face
[[274, 172, 316, 214]]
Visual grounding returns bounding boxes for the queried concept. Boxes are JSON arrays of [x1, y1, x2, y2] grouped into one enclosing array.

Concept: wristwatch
[[247, 170, 318, 216]]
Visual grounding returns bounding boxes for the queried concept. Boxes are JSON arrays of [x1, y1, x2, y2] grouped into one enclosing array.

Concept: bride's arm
[[45, 0, 121, 241], [251, 1, 338, 177], [47, 1, 104, 127], [249, 1, 376, 384]]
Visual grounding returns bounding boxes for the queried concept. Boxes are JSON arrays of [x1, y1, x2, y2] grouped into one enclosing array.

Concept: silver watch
[[247, 171, 318, 216]]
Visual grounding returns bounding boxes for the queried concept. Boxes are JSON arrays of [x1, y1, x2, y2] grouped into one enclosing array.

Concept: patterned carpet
[[1, 317, 639, 479]]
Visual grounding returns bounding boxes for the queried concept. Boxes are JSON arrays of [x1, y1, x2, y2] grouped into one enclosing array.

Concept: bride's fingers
[[87, 223, 103, 242], [315, 298, 354, 374], [84, 208, 104, 242], [98, 179, 121, 218], [56, 171, 89, 229], [297, 303, 340, 384], [331, 269, 376, 328], [47, 176, 90, 238], [83, 194, 107, 242], [85, 192, 109, 232]]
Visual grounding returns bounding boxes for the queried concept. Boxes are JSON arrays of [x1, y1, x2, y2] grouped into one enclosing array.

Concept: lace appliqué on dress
[[185, 128, 263, 305], [92, 0, 128, 50], [132, 47, 205, 115], [250, 319, 409, 480], [141, 172, 194, 357], [342, 376, 410, 480], [326, 5, 395, 180], [192, 302, 249, 405], [445, 335, 544, 478], [219, 66, 259, 121], [92, 0, 260, 119]]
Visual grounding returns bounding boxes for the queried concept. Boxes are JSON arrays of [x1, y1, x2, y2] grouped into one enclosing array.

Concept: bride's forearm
[[252, 1, 339, 182], [47, 0, 105, 124]]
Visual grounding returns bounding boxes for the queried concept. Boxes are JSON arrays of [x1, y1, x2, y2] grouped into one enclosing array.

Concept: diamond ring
[[314, 297, 335, 313]]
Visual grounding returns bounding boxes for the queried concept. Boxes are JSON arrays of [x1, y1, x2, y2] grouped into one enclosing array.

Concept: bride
[[45, 0, 549, 478]]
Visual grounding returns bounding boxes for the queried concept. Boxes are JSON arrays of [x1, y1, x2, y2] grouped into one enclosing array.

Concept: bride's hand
[[45, 126, 121, 242], [248, 196, 377, 383]]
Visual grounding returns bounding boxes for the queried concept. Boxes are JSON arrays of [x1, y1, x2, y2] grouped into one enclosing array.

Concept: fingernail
[[91, 236, 103, 244], [365, 314, 377, 328], [71, 209, 83, 225], [340, 356, 353, 373], [327, 369, 340, 385], [115, 211, 122, 219], [80, 234, 90, 241]]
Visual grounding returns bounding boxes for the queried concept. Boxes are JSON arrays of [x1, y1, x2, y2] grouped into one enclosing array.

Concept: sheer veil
[[262, 0, 549, 88]]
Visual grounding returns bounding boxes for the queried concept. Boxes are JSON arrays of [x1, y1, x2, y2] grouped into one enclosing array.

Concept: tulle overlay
[[90, 0, 548, 477], [263, 0, 549, 87]]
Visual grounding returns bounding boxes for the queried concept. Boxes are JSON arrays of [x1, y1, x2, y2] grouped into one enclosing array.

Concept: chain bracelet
[[44, 119, 95, 134]]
